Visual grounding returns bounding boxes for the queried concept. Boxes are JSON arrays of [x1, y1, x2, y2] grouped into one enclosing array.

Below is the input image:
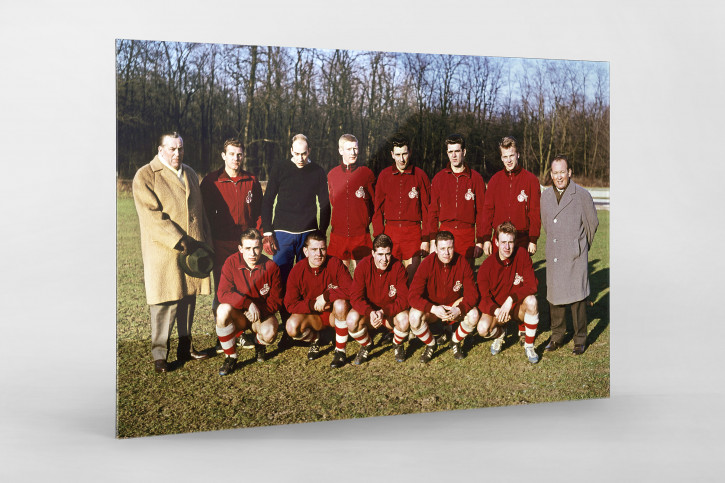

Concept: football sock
[[216, 324, 238, 358], [523, 312, 539, 348], [334, 317, 349, 352], [412, 322, 435, 346], [393, 327, 408, 345], [452, 319, 475, 344], [349, 327, 371, 347]]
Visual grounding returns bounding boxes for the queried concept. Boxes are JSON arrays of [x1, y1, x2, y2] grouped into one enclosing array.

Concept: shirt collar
[[444, 163, 471, 177], [495, 251, 513, 267], [158, 154, 183, 179], [340, 161, 358, 172], [505, 164, 523, 176], [393, 165, 414, 175]]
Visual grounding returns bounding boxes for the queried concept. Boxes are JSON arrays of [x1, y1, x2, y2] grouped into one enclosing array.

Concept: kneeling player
[[408, 231, 479, 363], [284, 231, 352, 368], [216, 229, 282, 376], [476, 222, 540, 364], [347, 234, 411, 364]]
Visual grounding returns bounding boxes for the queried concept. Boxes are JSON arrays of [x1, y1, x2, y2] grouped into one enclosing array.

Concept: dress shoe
[[154, 359, 168, 373], [177, 349, 210, 362], [572, 344, 586, 355], [544, 340, 564, 352]]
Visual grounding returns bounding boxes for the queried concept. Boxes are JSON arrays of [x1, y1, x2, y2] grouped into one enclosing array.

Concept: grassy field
[[117, 191, 609, 438]]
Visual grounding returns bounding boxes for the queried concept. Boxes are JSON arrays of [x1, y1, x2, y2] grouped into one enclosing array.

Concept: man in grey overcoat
[[132, 132, 213, 373], [540, 155, 599, 355]]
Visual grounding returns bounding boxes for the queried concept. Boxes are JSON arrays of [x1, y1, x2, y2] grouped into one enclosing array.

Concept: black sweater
[[261, 159, 331, 234]]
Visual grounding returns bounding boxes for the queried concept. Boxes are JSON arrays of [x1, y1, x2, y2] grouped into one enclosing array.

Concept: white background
[[1, 0, 723, 480]]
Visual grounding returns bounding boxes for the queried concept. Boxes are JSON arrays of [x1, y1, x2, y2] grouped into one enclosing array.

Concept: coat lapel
[[553, 182, 576, 217]]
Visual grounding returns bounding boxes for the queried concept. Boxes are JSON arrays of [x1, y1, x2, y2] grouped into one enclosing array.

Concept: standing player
[[215, 229, 283, 376], [346, 234, 411, 364], [408, 231, 480, 363], [481, 136, 541, 256], [372, 135, 431, 284], [476, 222, 540, 364], [284, 231, 353, 368], [327, 134, 376, 272], [429, 134, 486, 269]]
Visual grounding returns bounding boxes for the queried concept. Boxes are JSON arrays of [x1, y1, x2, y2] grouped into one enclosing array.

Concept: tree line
[[116, 40, 609, 185]]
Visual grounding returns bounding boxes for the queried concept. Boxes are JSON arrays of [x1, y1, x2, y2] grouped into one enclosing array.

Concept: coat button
[[554, 258, 558, 262], [553, 219, 557, 223], [553, 239, 557, 242]]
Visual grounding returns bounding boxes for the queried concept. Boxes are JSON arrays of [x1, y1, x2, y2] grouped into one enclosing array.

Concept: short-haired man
[[429, 134, 486, 268], [408, 231, 480, 363], [476, 222, 540, 364], [132, 132, 212, 373], [201, 139, 263, 351], [540, 155, 598, 355], [327, 134, 376, 272], [482, 136, 541, 257], [284, 231, 353, 368], [346, 234, 411, 364], [372, 135, 431, 284], [215, 229, 283, 376]]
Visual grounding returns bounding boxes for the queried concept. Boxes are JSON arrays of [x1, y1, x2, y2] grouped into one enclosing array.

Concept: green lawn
[[117, 191, 609, 438]]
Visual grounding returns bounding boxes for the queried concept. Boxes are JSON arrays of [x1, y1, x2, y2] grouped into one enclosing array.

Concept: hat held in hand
[[178, 240, 214, 278]]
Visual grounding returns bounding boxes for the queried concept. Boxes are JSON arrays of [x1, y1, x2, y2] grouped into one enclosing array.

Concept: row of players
[[215, 223, 538, 376]]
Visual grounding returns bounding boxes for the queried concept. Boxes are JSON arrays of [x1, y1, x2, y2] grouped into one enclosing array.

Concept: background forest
[[116, 40, 609, 184]]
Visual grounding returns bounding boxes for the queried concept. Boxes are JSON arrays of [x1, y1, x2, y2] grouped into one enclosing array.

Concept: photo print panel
[[116, 39, 609, 438]]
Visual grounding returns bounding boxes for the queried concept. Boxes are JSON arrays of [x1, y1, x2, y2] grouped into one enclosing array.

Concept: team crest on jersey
[[513, 273, 523, 285], [453, 280, 463, 292], [245, 190, 253, 204], [517, 190, 528, 203], [355, 186, 366, 198], [464, 188, 475, 201], [328, 283, 338, 290], [408, 187, 419, 199], [259, 283, 270, 295], [388, 284, 397, 297]]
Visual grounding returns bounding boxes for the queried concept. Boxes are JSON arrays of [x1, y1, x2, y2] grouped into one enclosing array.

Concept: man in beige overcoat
[[132, 132, 213, 373], [540, 155, 599, 355]]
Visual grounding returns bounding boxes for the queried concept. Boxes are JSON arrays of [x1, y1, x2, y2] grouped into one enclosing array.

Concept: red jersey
[[481, 165, 541, 244], [200, 167, 263, 242], [372, 165, 431, 239], [217, 253, 283, 316], [284, 256, 352, 314], [429, 164, 486, 242], [328, 163, 376, 237], [350, 254, 409, 317], [408, 252, 479, 314], [477, 246, 538, 315]]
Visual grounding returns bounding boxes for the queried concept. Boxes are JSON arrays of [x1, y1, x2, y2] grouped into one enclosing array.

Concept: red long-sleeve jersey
[[350, 254, 409, 317], [372, 165, 431, 239], [477, 247, 538, 315], [217, 253, 283, 316], [328, 163, 376, 237], [481, 165, 541, 244], [428, 164, 486, 242], [200, 167, 263, 241], [284, 256, 352, 314], [408, 252, 479, 314]]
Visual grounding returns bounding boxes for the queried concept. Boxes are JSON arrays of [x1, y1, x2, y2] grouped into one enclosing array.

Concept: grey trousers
[[549, 299, 588, 347], [149, 295, 196, 361]]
